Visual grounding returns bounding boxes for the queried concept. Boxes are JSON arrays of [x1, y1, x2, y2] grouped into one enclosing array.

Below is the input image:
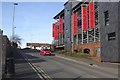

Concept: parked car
[[40, 49, 51, 56]]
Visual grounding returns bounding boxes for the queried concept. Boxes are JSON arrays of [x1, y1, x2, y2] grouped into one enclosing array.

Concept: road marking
[[32, 63, 52, 80], [20, 53, 43, 79], [21, 53, 52, 80], [27, 62, 44, 79], [21, 52, 52, 80]]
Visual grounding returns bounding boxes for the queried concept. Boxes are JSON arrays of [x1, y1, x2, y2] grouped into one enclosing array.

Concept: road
[[20, 49, 118, 79]]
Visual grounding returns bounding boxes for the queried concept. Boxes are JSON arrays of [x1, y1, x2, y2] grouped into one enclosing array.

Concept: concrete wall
[[2, 35, 11, 78], [0, 29, 2, 80], [64, 1, 79, 50], [118, 2, 120, 62], [71, 1, 79, 9], [64, 2, 72, 50], [99, 2, 119, 62]]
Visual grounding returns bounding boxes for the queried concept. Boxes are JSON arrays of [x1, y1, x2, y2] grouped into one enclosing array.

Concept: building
[[52, 0, 120, 62], [26, 43, 51, 50], [99, 2, 120, 62]]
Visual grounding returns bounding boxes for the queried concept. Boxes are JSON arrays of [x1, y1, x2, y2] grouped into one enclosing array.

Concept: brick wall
[[76, 41, 101, 56]]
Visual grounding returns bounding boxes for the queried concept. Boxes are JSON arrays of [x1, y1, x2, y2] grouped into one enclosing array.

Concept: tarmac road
[[20, 49, 118, 79]]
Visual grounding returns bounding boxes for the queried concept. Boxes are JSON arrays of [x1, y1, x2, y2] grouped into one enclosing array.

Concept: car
[[40, 49, 51, 56]]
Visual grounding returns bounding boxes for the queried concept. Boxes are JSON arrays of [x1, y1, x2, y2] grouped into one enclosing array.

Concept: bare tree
[[10, 34, 22, 45]]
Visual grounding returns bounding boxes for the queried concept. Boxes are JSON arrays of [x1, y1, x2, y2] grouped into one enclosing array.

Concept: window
[[104, 10, 109, 26], [108, 32, 116, 41]]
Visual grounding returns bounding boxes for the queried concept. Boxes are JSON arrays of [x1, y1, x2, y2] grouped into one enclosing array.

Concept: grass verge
[[57, 50, 90, 59]]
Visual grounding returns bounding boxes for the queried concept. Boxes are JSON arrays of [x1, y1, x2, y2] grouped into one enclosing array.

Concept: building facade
[[26, 43, 51, 50], [99, 2, 120, 62], [52, 1, 120, 62]]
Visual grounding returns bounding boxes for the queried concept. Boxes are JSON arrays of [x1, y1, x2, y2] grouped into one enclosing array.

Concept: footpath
[[56, 54, 119, 67], [12, 49, 40, 79], [56, 53, 119, 76]]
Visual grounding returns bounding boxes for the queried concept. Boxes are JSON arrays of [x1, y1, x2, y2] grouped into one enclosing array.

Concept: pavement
[[56, 54, 119, 68], [12, 49, 40, 78]]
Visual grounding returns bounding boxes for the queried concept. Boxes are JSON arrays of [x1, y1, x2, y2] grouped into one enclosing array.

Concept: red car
[[40, 49, 51, 56]]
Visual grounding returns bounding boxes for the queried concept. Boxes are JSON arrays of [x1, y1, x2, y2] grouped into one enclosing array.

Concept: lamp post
[[12, 3, 18, 45]]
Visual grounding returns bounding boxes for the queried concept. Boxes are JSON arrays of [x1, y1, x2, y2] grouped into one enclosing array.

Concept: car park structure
[[52, 0, 120, 62]]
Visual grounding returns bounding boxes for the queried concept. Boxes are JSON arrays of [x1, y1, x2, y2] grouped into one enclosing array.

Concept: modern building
[[99, 2, 120, 62], [52, 0, 120, 62]]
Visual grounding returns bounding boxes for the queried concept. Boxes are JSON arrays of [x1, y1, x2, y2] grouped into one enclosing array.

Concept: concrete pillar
[[87, 30, 89, 43], [94, 27, 96, 42], [82, 30, 83, 44]]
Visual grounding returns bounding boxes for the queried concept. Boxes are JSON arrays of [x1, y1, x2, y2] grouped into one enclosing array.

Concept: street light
[[12, 3, 18, 45]]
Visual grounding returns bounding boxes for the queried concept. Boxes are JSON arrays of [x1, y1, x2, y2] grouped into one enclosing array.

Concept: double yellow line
[[31, 63, 52, 80], [21, 52, 52, 80]]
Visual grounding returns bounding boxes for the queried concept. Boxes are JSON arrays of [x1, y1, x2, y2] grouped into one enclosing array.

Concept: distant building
[[52, 0, 120, 62], [26, 43, 51, 50]]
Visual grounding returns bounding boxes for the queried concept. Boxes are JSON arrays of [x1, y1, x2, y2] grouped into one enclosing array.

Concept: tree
[[10, 34, 22, 47]]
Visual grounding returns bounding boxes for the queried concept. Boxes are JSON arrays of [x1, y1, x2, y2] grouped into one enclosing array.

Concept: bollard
[[6, 57, 15, 78]]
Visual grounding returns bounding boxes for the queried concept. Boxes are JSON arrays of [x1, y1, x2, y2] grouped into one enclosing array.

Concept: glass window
[[108, 32, 116, 41], [104, 10, 109, 26]]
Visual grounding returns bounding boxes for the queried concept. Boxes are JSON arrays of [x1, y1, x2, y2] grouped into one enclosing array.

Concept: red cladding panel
[[72, 13, 78, 34], [82, 6, 88, 31], [89, 2, 95, 29], [72, 13, 74, 34], [59, 18, 63, 34], [52, 23, 55, 37], [74, 13, 78, 34], [54, 25, 58, 40]]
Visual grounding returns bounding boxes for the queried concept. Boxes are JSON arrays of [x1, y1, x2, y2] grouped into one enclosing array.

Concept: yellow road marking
[[30, 61, 52, 80], [21, 53, 52, 80], [21, 53, 44, 79]]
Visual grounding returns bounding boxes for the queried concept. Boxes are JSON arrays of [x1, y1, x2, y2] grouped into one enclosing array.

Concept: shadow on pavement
[[12, 48, 45, 78], [15, 69, 39, 78], [21, 48, 40, 53], [13, 49, 46, 64]]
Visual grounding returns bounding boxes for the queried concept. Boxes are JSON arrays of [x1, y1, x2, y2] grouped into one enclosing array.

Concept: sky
[[2, 2, 65, 48]]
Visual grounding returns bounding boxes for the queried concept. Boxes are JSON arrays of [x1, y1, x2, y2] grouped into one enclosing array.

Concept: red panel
[[82, 6, 88, 31], [52, 23, 55, 37], [72, 12, 78, 34], [52, 23, 58, 40], [54, 24, 58, 40], [74, 12, 78, 34], [89, 2, 95, 29], [59, 18, 63, 34]]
